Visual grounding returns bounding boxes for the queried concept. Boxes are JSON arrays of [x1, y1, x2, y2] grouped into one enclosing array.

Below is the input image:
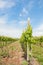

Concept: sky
[[0, 0, 43, 38]]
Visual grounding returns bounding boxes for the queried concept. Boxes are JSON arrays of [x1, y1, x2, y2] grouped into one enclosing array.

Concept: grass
[[32, 44, 43, 65], [22, 60, 28, 65]]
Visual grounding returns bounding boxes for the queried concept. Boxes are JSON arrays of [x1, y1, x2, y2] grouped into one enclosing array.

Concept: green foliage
[[39, 36, 43, 42], [0, 36, 18, 48], [0, 36, 18, 41], [33, 36, 43, 46], [20, 22, 33, 60], [20, 23, 32, 43]]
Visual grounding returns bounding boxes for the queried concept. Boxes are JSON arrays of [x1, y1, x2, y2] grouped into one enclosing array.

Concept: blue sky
[[0, 0, 43, 38]]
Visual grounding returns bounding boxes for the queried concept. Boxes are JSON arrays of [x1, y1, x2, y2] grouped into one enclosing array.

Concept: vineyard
[[20, 21, 43, 65], [0, 23, 43, 65], [0, 0, 43, 65], [0, 36, 18, 63]]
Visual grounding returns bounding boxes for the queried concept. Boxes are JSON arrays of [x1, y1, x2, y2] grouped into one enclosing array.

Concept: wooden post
[[27, 42, 29, 61]]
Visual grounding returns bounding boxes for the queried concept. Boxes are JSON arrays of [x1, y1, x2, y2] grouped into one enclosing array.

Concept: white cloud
[[0, 0, 15, 9], [22, 8, 28, 14], [19, 20, 27, 25], [33, 24, 43, 36], [0, 22, 43, 38], [0, 14, 23, 38], [19, 8, 28, 17], [0, 27, 22, 38], [19, 14, 22, 17], [28, 17, 30, 21], [19, 0, 34, 17], [0, 16, 28, 38]]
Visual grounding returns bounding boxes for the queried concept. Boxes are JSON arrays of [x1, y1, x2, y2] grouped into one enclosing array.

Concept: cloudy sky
[[0, 0, 43, 38]]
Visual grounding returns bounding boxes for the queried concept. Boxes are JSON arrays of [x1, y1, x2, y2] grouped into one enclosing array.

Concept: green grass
[[32, 44, 43, 65], [22, 60, 28, 65]]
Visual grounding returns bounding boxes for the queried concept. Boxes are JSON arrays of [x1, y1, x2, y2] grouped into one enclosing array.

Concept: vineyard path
[[2, 41, 40, 65]]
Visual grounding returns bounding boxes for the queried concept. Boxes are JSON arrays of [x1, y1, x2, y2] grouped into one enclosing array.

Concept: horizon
[[0, 0, 43, 38]]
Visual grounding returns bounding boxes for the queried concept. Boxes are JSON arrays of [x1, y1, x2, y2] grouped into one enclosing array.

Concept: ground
[[0, 41, 41, 65]]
